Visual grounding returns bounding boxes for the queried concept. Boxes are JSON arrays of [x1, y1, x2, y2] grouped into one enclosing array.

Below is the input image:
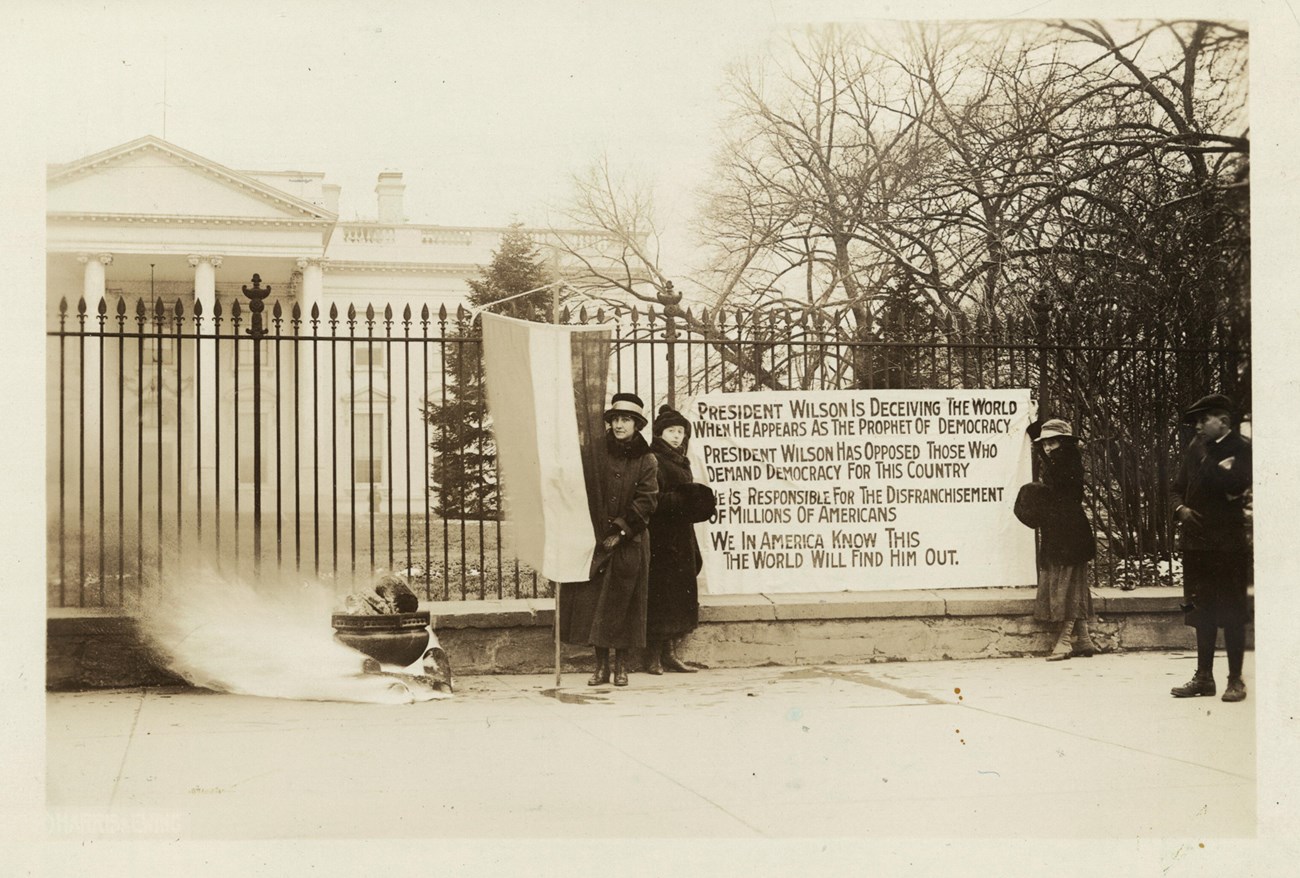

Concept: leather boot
[[1045, 624, 1072, 661], [1070, 620, 1095, 657], [662, 639, 697, 673], [587, 647, 610, 686], [613, 650, 629, 687], [1221, 676, 1247, 702], [1171, 671, 1216, 697], [645, 642, 664, 675]]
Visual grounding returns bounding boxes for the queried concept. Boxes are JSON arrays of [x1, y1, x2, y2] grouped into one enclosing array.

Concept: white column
[[77, 254, 111, 514], [297, 258, 328, 525], [299, 257, 324, 317], [189, 255, 222, 521], [80, 252, 110, 304], [190, 254, 221, 319]]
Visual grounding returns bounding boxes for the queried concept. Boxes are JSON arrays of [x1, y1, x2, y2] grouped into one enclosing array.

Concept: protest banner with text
[[686, 389, 1037, 593]]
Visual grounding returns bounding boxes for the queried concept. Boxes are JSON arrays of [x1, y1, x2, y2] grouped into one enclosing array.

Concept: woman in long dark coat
[[1029, 417, 1096, 660], [558, 392, 658, 687], [645, 405, 714, 674]]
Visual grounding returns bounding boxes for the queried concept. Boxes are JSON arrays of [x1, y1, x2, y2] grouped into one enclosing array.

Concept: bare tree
[[703, 20, 1246, 328], [1049, 20, 1248, 338], [553, 157, 668, 304], [555, 19, 1247, 397], [551, 157, 790, 390]]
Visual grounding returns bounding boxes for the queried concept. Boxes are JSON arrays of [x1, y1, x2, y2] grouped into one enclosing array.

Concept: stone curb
[[420, 586, 1186, 628], [48, 585, 1239, 689], [46, 586, 1189, 634]]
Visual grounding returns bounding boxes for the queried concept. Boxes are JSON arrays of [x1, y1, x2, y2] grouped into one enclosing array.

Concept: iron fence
[[584, 298, 1250, 591], [47, 282, 537, 608], [47, 284, 1249, 607]]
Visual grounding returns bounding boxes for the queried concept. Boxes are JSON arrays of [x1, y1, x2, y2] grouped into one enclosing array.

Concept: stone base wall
[[47, 611, 188, 690], [431, 587, 1249, 675], [46, 587, 1251, 690]]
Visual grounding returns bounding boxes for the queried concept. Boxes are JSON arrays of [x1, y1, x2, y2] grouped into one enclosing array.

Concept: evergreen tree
[[425, 224, 556, 519], [466, 224, 557, 320]]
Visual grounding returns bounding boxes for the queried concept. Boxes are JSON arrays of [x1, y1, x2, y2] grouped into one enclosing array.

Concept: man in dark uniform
[[1169, 393, 1253, 702]]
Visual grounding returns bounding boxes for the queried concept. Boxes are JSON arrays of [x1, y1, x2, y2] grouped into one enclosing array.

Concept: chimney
[[375, 171, 405, 224], [322, 183, 341, 215]]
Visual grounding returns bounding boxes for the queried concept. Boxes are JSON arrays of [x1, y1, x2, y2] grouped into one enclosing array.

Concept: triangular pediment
[[47, 136, 334, 222], [342, 384, 395, 406]]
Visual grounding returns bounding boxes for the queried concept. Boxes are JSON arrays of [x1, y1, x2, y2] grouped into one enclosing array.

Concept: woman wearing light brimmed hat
[[1028, 417, 1096, 660], [557, 392, 658, 688]]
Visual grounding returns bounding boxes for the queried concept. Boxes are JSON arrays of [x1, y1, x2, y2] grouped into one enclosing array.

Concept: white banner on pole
[[481, 312, 611, 583], [686, 388, 1037, 594]]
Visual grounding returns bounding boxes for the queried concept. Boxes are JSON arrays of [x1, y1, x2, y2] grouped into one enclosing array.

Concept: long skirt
[[557, 551, 648, 651], [1181, 549, 1252, 629], [645, 540, 700, 640], [1034, 563, 1094, 623], [645, 578, 699, 641]]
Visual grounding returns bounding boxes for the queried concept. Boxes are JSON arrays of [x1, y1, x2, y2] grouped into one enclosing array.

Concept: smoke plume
[[137, 565, 449, 705]]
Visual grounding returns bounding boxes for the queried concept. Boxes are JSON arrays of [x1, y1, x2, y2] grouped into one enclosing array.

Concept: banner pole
[[551, 287, 563, 690], [553, 580, 562, 687]]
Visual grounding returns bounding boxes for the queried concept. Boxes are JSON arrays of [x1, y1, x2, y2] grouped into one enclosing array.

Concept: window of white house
[[353, 344, 385, 369], [352, 412, 385, 484]]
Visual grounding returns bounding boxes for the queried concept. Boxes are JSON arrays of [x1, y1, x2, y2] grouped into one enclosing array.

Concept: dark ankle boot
[[1221, 676, 1247, 702], [613, 650, 629, 687], [645, 642, 664, 675], [662, 639, 697, 673], [1171, 670, 1215, 698], [587, 647, 610, 686], [1070, 623, 1095, 657]]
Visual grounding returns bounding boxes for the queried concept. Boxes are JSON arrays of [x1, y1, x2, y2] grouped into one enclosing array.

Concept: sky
[[27, 1, 1266, 280], [36, 1, 784, 235], [28, 2, 1270, 268]]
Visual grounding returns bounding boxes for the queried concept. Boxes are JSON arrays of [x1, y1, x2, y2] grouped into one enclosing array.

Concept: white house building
[[47, 134, 602, 324], [45, 136, 606, 570]]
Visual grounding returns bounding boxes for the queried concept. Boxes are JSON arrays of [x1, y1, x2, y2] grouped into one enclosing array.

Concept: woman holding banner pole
[[645, 405, 716, 674], [558, 393, 658, 687], [1027, 417, 1097, 661]]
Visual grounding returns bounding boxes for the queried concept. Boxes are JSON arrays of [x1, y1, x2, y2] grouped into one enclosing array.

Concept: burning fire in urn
[[138, 567, 454, 705], [332, 574, 454, 697]]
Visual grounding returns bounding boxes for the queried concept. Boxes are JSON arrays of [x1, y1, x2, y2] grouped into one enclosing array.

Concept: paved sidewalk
[[45, 649, 1254, 840]]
